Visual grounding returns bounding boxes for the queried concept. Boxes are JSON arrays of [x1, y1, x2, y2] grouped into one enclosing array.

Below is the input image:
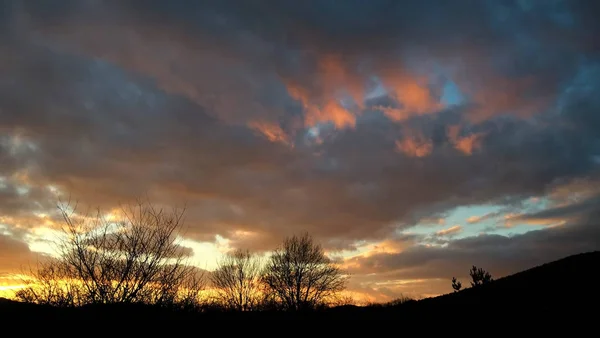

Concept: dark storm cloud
[[8, 0, 594, 124], [117, 0, 597, 121], [0, 0, 599, 258], [0, 42, 301, 239]]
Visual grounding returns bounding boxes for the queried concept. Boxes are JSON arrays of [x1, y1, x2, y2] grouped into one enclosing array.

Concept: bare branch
[[211, 249, 263, 311], [16, 199, 206, 308], [261, 232, 348, 311]]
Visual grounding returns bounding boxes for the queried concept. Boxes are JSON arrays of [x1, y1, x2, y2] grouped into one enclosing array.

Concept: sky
[[1, 0, 600, 303]]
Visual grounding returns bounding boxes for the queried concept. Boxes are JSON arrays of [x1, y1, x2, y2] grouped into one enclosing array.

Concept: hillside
[[396, 250, 600, 319], [1, 251, 598, 324], [422, 250, 599, 304], [323, 250, 600, 321]]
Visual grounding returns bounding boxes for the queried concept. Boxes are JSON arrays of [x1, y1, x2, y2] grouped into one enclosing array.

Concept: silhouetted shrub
[[469, 265, 493, 287], [385, 295, 415, 307], [451, 277, 462, 292], [330, 294, 357, 307], [364, 294, 415, 309]]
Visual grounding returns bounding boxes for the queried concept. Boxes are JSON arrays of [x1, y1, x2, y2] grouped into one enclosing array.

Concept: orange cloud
[[306, 100, 355, 129], [454, 134, 484, 155], [286, 82, 355, 130], [367, 239, 412, 256], [285, 59, 442, 130], [446, 125, 485, 155], [436, 225, 462, 236], [248, 120, 291, 146], [378, 72, 442, 122], [502, 213, 566, 228], [286, 82, 311, 107], [395, 130, 433, 158], [284, 55, 358, 130], [318, 54, 364, 108]]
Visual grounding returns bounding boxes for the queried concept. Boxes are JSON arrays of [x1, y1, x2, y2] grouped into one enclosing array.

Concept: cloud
[[345, 195, 600, 296], [283, 54, 360, 129], [1, 0, 600, 301], [1, 33, 598, 250], [82, 232, 195, 259], [11, 0, 593, 129], [505, 193, 600, 228], [248, 120, 292, 146], [446, 125, 485, 155], [467, 210, 505, 224], [435, 225, 462, 237], [395, 129, 433, 158], [0, 234, 45, 276]]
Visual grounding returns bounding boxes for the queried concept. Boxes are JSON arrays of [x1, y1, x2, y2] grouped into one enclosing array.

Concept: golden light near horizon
[[0, 206, 401, 305], [0, 283, 26, 299]]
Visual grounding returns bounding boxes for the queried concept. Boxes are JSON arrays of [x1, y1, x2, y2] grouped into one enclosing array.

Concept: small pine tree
[[469, 265, 493, 287], [451, 277, 462, 292]]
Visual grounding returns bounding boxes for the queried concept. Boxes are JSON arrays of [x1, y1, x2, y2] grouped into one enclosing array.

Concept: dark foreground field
[[1, 251, 598, 328]]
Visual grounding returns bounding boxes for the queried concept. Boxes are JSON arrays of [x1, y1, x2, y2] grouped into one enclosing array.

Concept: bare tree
[[15, 261, 85, 307], [210, 249, 262, 311], [261, 232, 347, 311], [15, 199, 206, 308], [451, 277, 462, 292], [469, 265, 493, 287]]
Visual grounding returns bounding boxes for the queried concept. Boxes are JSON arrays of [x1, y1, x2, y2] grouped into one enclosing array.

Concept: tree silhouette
[[469, 265, 493, 287], [211, 249, 262, 311], [15, 199, 206, 308], [261, 232, 347, 311], [451, 277, 462, 292]]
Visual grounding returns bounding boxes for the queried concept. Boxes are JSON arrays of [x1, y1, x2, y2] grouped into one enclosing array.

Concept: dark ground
[[1, 251, 598, 331]]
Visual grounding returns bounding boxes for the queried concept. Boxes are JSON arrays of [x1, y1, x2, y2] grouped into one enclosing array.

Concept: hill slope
[[402, 250, 600, 317], [323, 250, 600, 321], [1, 251, 598, 322]]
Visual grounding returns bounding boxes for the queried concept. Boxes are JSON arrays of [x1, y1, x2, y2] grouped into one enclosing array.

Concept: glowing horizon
[[1, 0, 600, 304]]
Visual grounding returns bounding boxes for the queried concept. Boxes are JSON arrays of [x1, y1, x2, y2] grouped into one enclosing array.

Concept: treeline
[[14, 200, 348, 312]]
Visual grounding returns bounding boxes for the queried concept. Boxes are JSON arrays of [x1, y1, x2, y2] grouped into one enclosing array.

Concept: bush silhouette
[[451, 277, 462, 292], [469, 265, 493, 287]]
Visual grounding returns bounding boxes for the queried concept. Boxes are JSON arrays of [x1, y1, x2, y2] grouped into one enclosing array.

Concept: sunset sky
[[1, 0, 600, 303]]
